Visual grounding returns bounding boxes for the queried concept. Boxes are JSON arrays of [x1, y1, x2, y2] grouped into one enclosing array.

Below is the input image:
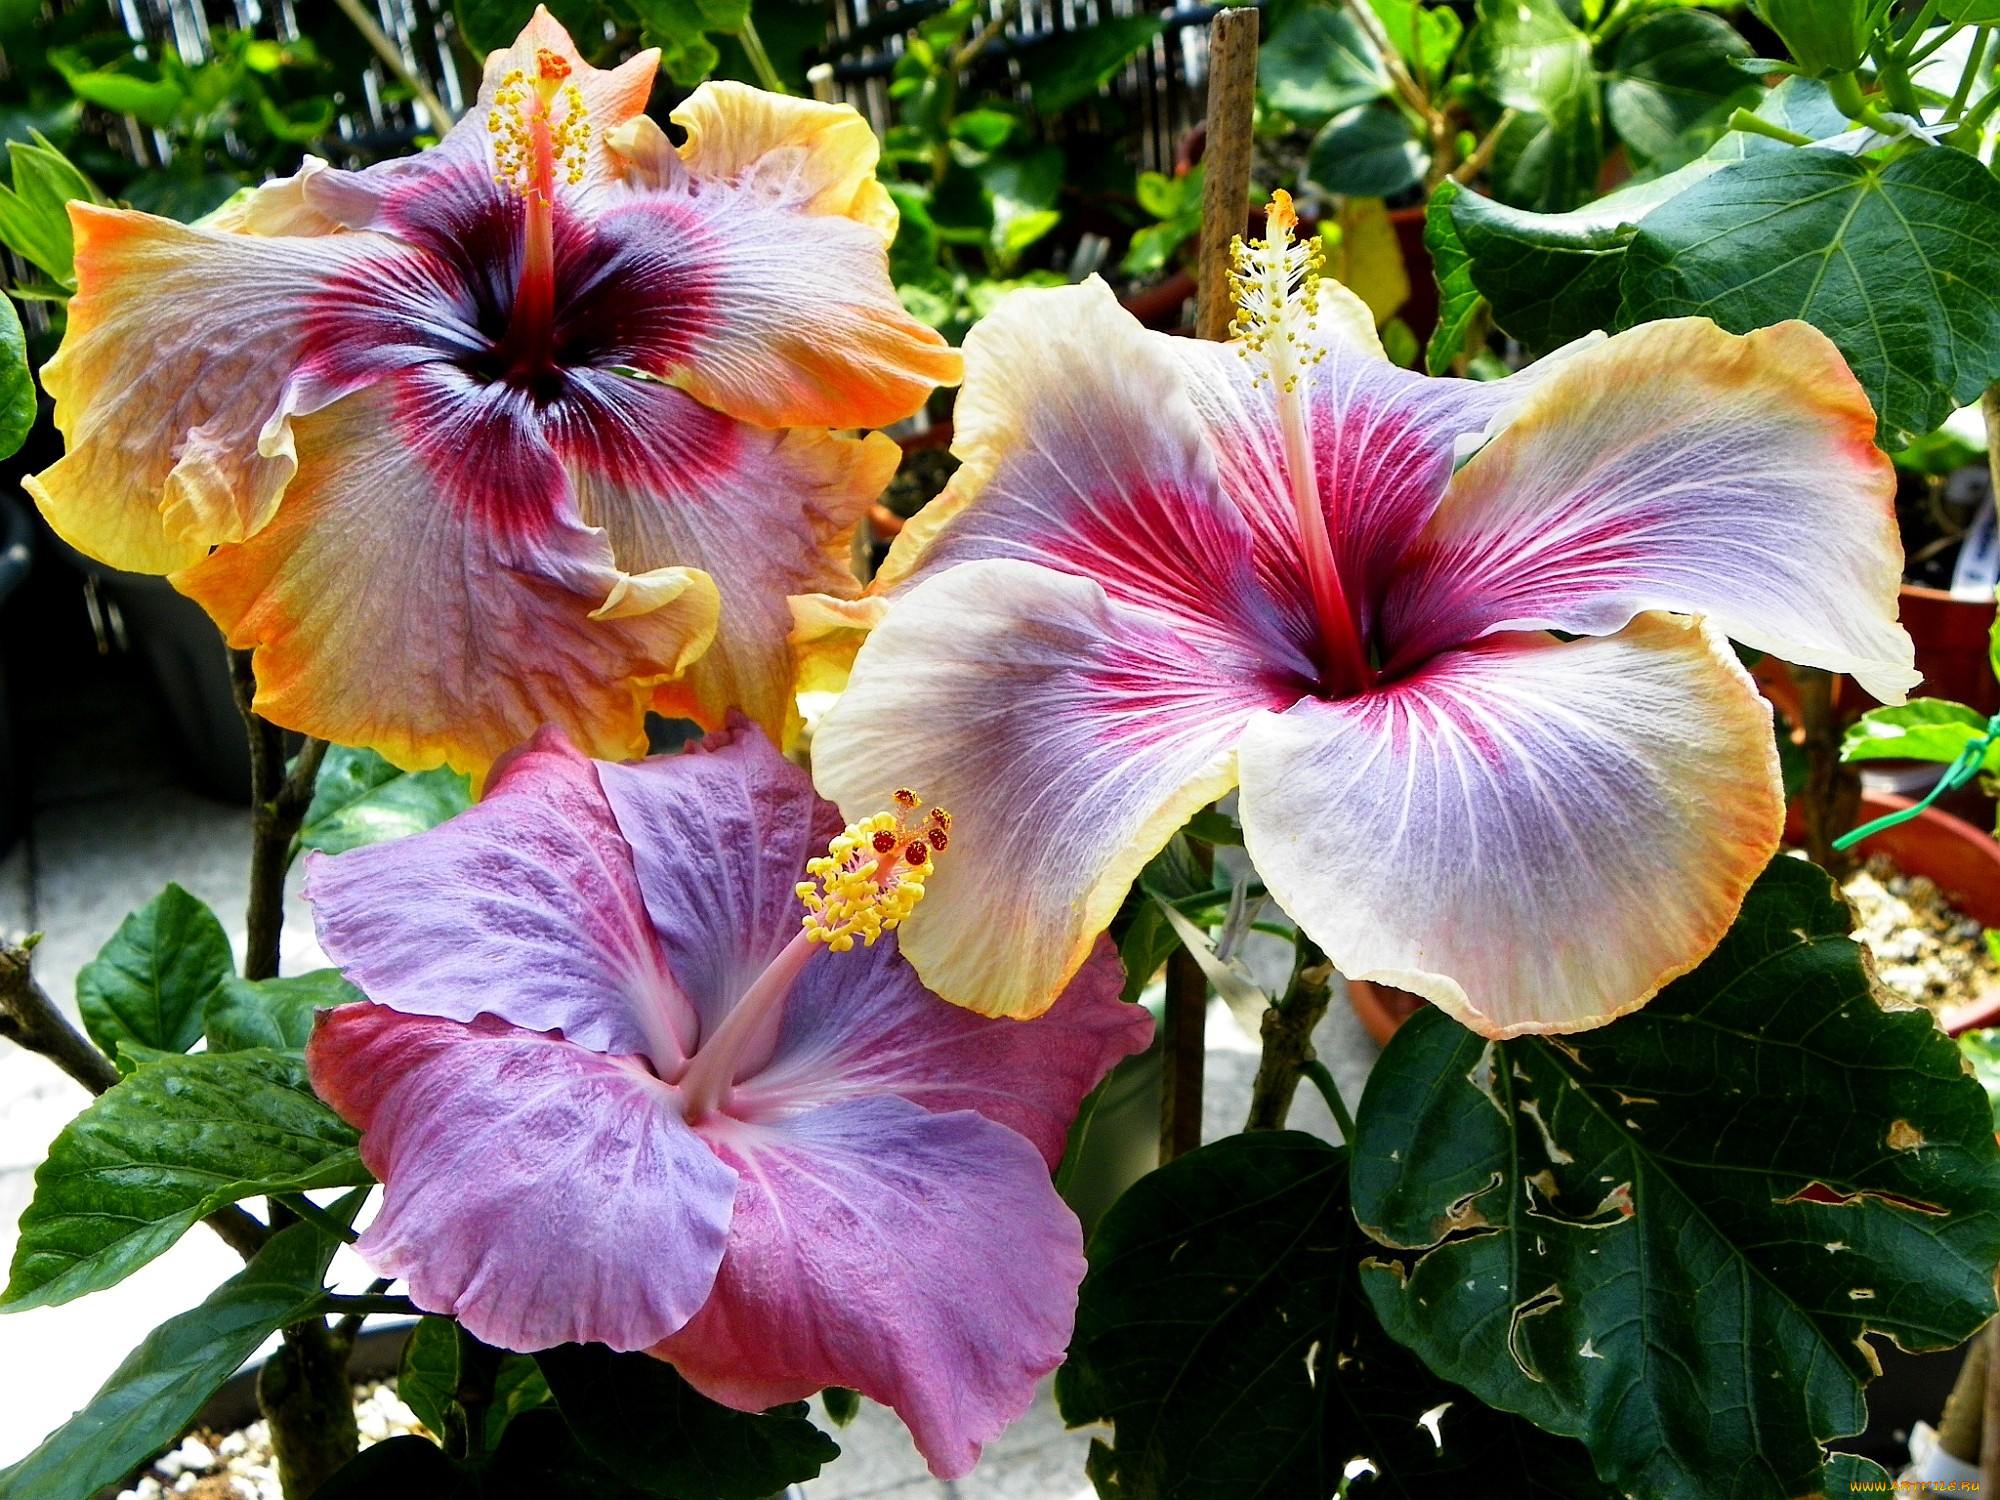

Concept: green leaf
[[1367, 0, 1462, 82], [0, 292, 32, 463], [1622, 146, 2000, 448], [309, 1435, 465, 1499], [1056, 1132, 1616, 1497], [1471, 0, 1590, 118], [1306, 102, 1429, 199], [536, 1343, 838, 1498], [1603, 9, 1758, 169], [1351, 856, 2000, 1499], [1843, 699, 1999, 771], [299, 745, 472, 858], [0, 1214, 344, 1500], [454, 0, 604, 57], [397, 1316, 461, 1442], [77, 884, 234, 1061], [820, 1387, 860, 1427], [1425, 179, 1485, 375], [1259, 5, 1386, 131], [205, 970, 359, 1054], [1021, 14, 1165, 115], [3, 1050, 368, 1311], [50, 57, 182, 127], [0, 134, 99, 284], [980, 146, 1063, 269], [1957, 1029, 2000, 1132], [311, 1411, 654, 1499]]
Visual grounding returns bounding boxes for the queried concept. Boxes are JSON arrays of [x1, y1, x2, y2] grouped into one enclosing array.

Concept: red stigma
[[905, 841, 930, 867], [871, 830, 898, 855], [536, 48, 571, 81]]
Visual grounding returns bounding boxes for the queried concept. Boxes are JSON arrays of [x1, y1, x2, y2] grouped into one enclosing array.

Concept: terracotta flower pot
[[1349, 792, 2000, 1044], [1898, 583, 1998, 717]]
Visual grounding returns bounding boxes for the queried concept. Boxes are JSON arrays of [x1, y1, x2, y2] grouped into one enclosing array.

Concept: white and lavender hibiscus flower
[[303, 722, 1149, 1479], [29, 10, 957, 777], [808, 193, 1915, 1038]]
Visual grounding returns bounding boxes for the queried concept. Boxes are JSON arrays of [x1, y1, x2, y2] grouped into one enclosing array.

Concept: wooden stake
[[1195, 7, 1260, 343], [1982, 1318, 2000, 1489]]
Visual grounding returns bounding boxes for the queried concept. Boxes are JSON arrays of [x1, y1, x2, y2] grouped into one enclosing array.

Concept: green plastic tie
[[1831, 713, 2000, 851]]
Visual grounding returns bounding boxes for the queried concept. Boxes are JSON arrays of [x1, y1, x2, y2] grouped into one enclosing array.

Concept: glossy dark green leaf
[[205, 969, 359, 1053], [0, 1215, 343, 1500], [1943, 0, 2000, 20], [1259, 5, 1385, 130], [1470, 0, 1589, 117], [1352, 856, 2000, 1500], [309, 1435, 466, 1499], [1485, 85, 1604, 214], [1603, 9, 1758, 168], [536, 1343, 837, 1498], [310, 1412, 651, 1500], [397, 1315, 462, 1443], [1306, 101, 1429, 199], [299, 745, 473, 859], [1844, 699, 2000, 772], [77, 883, 233, 1061], [1622, 145, 2000, 447], [3, 1050, 368, 1311], [1020, 14, 1164, 115], [1424, 180, 1484, 374], [1056, 1132, 1615, 1498]]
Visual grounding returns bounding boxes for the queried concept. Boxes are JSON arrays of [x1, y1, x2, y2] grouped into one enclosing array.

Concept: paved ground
[[0, 566, 1378, 1494]]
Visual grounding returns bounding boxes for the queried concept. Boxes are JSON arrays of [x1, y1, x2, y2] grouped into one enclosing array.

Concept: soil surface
[[117, 1382, 422, 1500], [1844, 854, 2000, 1010]]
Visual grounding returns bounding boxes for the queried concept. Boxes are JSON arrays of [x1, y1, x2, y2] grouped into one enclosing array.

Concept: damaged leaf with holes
[[1350, 856, 2000, 1500], [1057, 1131, 1615, 1499]]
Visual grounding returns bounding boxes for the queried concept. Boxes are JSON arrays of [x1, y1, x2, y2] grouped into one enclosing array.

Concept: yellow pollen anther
[[488, 58, 591, 197], [1226, 188, 1326, 392], [797, 795, 953, 951]]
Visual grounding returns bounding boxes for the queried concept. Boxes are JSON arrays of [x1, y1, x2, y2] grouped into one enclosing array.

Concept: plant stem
[[1939, 1326, 1988, 1463], [259, 1316, 361, 1497], [1194, 7, 1259, 342], [1727, 107, 1813, 147], [1827, 69, 1901, 134], [1245, 939, 1335, 1132], [447, 1327, 506, 1461], [0, 936, 274, 1259], [1945, 26, 1991, 123], [317, 1292, 419, 1319], [229, 651, 327, 985], [1450, 107, 1518, 183], [735, 15, 787, 95], [273, 1192, 360, 1245], [1790, 663, 1862, 873], [1981, 1319, 2000, 1492], [333, 1278, 397, 1344], [329, 0, 453, 134], [1299, 1059, 1355, 1142], [1158, 946, 1207, 1163]]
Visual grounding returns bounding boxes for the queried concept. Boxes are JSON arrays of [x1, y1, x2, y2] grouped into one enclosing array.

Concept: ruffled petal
[[554, 369, 897, 739], [1237, 613, 1784, 1039], [305, 727, 696, 1068], [736, 933, 1148, 1167], [667, 83, 899, 240], [174, 373, 720, 779], [309, 1004, 735, 1352], [656, 1096, 1082, 1480], [877, 278, 1312, 678], [814, 557, 1301, 1019], [1378, 318, 1916, 701], [1165, 318, 1597, 637], [24, 205, 401, 571], [582, 190, 957, 431], [596, 722, 841, 1046]]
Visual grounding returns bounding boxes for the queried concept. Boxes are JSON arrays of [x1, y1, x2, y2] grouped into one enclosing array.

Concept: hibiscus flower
[[29, 10, 957, 775], [305, 722, 1148, 1478], [809, 195, 1914, 1037]]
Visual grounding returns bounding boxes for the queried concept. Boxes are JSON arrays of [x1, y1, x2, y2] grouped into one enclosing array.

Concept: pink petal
[[737, 934, 1150, 1167], [556, 369, 898, 739], [175, 372, 719, 779], [309, 1004, 735, 1352], [305, 727, 697, 1071], [1377, 318, 1916, 701], [657, 1097, 1083, 1480], [1238, 614, 1785, 1038], [879, 279, 1312, 679], [815, 557, 1300, 1019], [596, 723, 842, 1048], [1167, 326, 1578, 637]]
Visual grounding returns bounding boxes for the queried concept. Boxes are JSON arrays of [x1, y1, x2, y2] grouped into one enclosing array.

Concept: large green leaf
[[299, 745, 472, 858], [77, 884, 233, 1061], [1844, 699, 2000, 773], [1056, 1132, 1614, 1497], [1602, 9, 1757, 169], [1020, 14, 1164, 115], [205, 969, 360, 1054], [0, 133, 97, 285], [0, 1213, 345, 1500], [398, 1317, 551, 1456], [311, 1410, 655, 1499], [0, 292, 31, 463], [536, 1343, 837, 1498], [1307, 102, 1429, 199], [1365, 0, 1461, 83], [1622, 145, 2000, 448], [1471, 0, 1601, 211], [3, 1050, 368, 1311], [454, 0, 603, 56], [1259, 5, 1386, 130], [1351, 856, 2000, 1500]]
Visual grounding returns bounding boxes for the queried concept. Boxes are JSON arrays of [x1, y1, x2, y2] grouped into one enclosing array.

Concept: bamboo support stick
[[1195, 8, 1259, 343]]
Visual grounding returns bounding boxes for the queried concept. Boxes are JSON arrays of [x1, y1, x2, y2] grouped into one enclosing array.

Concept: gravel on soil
[[1843, 855, 2000, 1010], [116, 1381, 424, 1500]]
